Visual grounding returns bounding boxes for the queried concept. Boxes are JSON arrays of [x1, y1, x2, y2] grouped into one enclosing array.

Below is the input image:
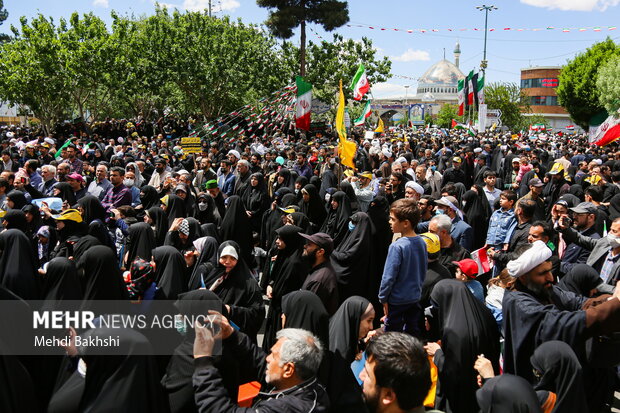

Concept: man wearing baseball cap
[[66, 172, 87, 201], [299, 232, 339, 315], [441, 156, 465, 188], [520, 177, 546, 222], [544, 162, 571, 216], [350, 172, 374, 212]]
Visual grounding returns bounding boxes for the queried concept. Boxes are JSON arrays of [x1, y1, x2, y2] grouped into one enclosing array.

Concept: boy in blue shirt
[[486, 190, 517, 250], [379, 198, 427, 337]]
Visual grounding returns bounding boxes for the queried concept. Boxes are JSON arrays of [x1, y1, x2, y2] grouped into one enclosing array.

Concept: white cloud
[[93, 0, 109, 7], [372, 82, 414, 99], [391, 49, 430, 62], [520, 0, 620, 11], [182, 0, 240, 12], [152, 0, 240, 12]]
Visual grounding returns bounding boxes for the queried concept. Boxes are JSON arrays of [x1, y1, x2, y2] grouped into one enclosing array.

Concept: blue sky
[[2, 0, 619, 99]]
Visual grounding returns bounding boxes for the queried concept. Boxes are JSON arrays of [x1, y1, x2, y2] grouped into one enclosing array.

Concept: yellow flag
[[375, 118, 384, 133], [335, 79, 357, 169]]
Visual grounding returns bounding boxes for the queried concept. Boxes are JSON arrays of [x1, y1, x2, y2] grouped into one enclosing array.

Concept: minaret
[[454, 40, 461, 69]]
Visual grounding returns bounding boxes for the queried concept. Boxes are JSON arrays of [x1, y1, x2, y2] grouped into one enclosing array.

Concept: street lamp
[[476, 4, 497, 74], [404, 85, 410, 105]]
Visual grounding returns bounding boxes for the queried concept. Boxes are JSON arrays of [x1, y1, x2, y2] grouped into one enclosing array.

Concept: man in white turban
[[502, 241, 620, 412]]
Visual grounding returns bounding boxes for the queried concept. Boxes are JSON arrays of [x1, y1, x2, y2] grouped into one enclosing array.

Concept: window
[[521, 78, 559, 89], [530, 96, 558, 106]]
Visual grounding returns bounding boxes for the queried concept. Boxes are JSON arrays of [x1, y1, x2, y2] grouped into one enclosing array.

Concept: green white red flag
[[350, 64, 370, 101], [590, 115, 620, 147], [295, 76, 312, 131], [354, 100, 372, 126], [457, 79, 465, 116]]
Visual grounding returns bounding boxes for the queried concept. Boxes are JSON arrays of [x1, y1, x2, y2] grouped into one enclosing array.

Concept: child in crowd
[[453, 258, 484, 303], [486, 190, 517, 250]]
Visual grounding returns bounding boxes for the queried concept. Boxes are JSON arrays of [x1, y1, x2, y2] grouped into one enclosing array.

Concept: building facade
[[520, 66, 579, 131]]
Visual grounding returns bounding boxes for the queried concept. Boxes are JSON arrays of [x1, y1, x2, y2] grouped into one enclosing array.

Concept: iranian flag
[[471, 247, 492, 275], [477, 75, 485, 105], [354, 100, 372, 126], [590, 115, 620, 147], [468, 72, 478, 106], [454, 122, 476, 137], [295, 76, 312, 131], [350, 64, 370, 101], [457, 79, 465, 116]]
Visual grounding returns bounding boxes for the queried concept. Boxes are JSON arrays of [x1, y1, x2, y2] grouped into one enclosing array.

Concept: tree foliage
[[285, 34, 391, 106], [0, 8, 290, 132], [256, 0, 349, 75], [0, 0, 9, 43], [557, 38, 620, 129], [436, 104, 460, 128], [484, 82, 530, 131], [596, 54, 620, 117]]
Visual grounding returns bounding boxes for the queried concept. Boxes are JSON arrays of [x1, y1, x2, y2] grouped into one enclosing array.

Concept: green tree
[[150, 8, 289, 118], [436, 104, 459, 128], [596, 54, 620, 117], [60, 12, 116, 121], [484, 82, 529, 131], [286, 34, 391, 106], [557, 38, 620, 129], [256, 0, 349, 76], [0, 15, 72, 133], [0, 0, 9, 43]]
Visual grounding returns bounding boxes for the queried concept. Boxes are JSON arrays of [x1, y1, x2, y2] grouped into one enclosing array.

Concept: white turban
[[506, 240, 552, 278], [405, 181, 424, 195]]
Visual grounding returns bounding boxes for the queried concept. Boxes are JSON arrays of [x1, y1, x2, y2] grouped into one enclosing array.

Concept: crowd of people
[[0, 117, 619, 413]]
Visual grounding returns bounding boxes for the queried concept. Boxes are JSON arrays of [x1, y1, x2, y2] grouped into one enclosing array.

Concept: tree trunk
[[300, 14, 306, 77]]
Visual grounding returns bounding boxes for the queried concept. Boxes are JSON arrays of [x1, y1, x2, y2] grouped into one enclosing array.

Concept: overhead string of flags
[[345, 23, 617, 34]]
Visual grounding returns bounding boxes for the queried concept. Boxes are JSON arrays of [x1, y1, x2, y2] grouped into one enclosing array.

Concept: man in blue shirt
[[217, 160, 236, 198], [434, 195, 473, 252], [379, 198, 427, 337]]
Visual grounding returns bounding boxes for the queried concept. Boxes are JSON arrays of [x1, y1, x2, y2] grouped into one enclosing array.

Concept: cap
[[299, 232, 334, 256], [52, 209, 83, 223], [554, 199, 569, 208], [435, 196, 459, 209], [570, 202, 597, 215], [585, 174, 602, 185], [359, 172, 373, 180], [154, 157, 166, 165], [66, 173, 84, 183], [476, 155, 487, 161], [160, 195, 169, 206], [344, 170, 354, 178], [174, 184, 187, 193], [204, 179, 218, 190], [453, 258, 479, 279], [512, 157, 521, 163], [420, 232, 440, 254], [473, 148, 483, 153], [548, 162, 564, 175], [528, 178, 544, 187], [452, 156, 462, 163], [220, 244, 239, 260], [278, 206, 298, 214]]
